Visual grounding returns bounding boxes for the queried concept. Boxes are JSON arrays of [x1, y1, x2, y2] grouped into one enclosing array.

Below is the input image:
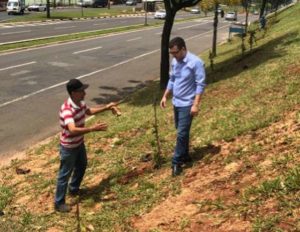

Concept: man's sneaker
[[182, 156, 193, 163], [55, 203, 71, 213], [172, 164, 183, 177], [69, 189, 80, 196]]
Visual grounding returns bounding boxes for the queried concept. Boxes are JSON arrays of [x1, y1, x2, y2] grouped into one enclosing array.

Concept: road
[[0, 15, 254, 160], [0, 11, 196, 44]]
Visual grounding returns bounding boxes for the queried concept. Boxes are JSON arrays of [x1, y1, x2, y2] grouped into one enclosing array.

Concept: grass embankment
[[0, 3, 300, 231]]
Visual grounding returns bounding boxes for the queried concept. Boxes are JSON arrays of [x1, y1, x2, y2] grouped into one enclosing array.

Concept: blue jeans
[[173, 106, 193, 165], [55, 143, 87, 205]]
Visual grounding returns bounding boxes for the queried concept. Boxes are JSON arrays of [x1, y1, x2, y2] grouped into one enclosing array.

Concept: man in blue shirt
[[160, 37, 206, 176]]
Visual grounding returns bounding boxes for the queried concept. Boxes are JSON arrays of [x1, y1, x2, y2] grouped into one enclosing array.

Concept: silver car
[[154, 9, 166, 19], [225, 12, 237, 21]]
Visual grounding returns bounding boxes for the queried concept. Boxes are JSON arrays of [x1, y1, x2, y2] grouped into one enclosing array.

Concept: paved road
[[0, 11, 199, 44], [0, 16, 249, 160]]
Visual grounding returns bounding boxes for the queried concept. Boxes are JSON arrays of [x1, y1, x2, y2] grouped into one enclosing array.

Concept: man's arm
[[191, 59, 206, 116], [191, 94, 202, 116], [67, 122, 108, 136], [160, 89, 171, 109], [86, 102, 117, 115]]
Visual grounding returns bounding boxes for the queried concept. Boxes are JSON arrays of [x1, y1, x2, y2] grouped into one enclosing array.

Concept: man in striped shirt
[[55, 79, 116, 213]]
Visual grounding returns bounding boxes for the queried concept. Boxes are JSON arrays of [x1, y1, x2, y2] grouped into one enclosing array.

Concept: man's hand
[[106, 102, 118, 110], [92, 123, 108, 132], [190, 105, 199, 116], [111, 106, 121, 116], [160, 97, 167, 109]]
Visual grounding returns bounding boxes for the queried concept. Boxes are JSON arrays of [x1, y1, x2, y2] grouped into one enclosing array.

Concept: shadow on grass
[[207, 31, 299, 84], [79, 174, 117, 202], [191, 144, 221, 162], [91, 79, 158, 105]]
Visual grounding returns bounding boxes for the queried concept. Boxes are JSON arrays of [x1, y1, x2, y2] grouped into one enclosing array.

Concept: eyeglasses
[[169, 50, 181, 55]]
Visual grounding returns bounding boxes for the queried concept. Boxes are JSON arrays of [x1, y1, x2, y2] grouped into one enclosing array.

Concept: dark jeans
[[55, 143, 87, 205], [173, 106, 193, 165]]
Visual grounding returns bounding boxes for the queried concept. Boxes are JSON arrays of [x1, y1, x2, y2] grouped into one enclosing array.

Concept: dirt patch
[[132, 107, 300, 232]]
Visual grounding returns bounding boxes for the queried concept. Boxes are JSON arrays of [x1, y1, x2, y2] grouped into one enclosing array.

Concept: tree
[[160, 0, 202, 89]]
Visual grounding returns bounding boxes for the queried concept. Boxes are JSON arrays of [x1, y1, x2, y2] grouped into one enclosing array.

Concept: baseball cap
[[66, 79, 89, 94]]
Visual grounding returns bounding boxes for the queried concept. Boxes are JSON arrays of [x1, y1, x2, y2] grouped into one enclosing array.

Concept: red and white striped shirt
[[59, 97, 88, 148]]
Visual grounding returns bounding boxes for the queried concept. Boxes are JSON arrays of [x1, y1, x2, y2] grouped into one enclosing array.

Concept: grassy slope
[[0, 3, 300, 231]]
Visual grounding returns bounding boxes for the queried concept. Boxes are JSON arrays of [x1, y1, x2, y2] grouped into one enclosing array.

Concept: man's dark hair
[[169, 37, 186, 50]]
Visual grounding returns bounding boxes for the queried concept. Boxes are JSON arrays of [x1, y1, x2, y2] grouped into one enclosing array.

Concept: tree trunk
[[160, 9, 176, 89], [245, 0, 250, 33], [212, 3, 218, 57], [260, 0, 267, 18]]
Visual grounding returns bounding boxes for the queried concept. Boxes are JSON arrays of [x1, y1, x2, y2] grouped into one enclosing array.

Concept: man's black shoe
[[69, 188, 80, 196], [182, 156, 193, 163], [172, 164, 183, 177], [55, 203, 71, 213]]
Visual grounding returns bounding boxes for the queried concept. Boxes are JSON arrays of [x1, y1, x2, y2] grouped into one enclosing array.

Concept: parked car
[[77, 0, 107, 7], [190, 8, 200, 14], [28, 3, 46, 11], [225, 12, 237, 21], [125, 0, 137, 5], [154, 9, 166, 19]]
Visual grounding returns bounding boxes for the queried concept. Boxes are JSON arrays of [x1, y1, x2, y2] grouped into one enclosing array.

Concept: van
[[6, 0, 25, 14]]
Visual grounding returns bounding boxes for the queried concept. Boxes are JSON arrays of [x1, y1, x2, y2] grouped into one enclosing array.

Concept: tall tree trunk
[[212, 3, 218, 57], [260, 0, 267, 18], [160, 6, 176, 89], [245, 0, 250, 33]]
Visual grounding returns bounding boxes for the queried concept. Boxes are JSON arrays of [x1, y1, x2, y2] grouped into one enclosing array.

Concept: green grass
[[0, 3, 300, 232]]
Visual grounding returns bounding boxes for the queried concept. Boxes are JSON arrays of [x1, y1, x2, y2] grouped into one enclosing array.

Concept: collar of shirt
[[67, 97, 83, 109]]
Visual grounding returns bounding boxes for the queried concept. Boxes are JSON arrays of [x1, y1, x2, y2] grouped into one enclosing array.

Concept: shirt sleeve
[[166, 60, 176, 91], [62, 108, 74, 125], [194, 60, 206, 94]]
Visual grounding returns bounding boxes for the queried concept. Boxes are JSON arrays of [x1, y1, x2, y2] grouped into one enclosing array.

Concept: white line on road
[[177, 23, 208, 30], [0, 61, 36, 72], [1, 30, 32, 35], [155, 32, 162, 35], [54, 26, 76, 30], [126, 37, 142, 42], [73, 46, 103, 55]]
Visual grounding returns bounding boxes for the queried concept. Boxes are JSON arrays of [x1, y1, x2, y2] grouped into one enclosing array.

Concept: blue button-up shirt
[[167, 52, 206, 107]]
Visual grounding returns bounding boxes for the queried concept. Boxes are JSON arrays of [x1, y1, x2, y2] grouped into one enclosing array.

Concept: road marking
[[73, 46, 103, 54], [93, 23, 107, 26], [1, 30, 32, 35], [126, 37, 142, 42], [177, 23, 208, 30], [10, 70, 31, 76], [54, 26, 76, 30], [0, 61, 36, 72], [155, 32, 162, 35], [0, 50, 159, 109]]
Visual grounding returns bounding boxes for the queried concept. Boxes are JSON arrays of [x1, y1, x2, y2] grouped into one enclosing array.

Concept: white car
[[190, 8, 200, 14], [225, 12, 237, 21], [154, 9, 166, 19], [28, 3, 46, 11]]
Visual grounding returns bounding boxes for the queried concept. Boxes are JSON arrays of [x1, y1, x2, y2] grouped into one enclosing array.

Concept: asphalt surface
[[0, 14, 256, 160], [0, 11, 196, 44]]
